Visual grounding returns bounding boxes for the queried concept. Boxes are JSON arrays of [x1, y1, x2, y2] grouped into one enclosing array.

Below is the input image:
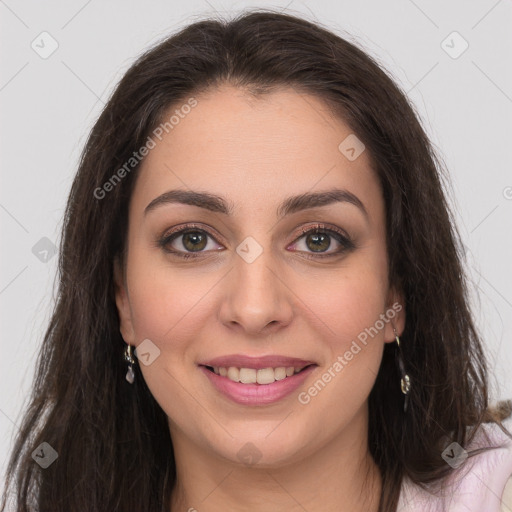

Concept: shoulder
[[397, 417, 512, 512]]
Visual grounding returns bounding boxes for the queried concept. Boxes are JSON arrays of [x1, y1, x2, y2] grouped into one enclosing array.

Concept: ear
[[383, 285, 406, 344], [113, 256, 136, 345]]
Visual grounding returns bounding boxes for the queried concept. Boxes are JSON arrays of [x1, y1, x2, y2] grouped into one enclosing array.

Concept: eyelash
[[156, 223, 355, 260]]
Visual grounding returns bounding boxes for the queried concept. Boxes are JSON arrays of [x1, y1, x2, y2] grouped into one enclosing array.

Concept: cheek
[[292, 254, 389, 407], [300, 274, 388, 377], [124, 246, 219, 350], [123, 249, 220, 412], [299, 253, 389, 346]]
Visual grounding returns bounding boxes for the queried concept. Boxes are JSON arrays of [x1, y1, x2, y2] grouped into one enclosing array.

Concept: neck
[[169, 404, 381, 512]]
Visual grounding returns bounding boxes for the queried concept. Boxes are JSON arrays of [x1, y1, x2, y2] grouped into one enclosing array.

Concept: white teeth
[[211, 365, 310, 384], [239, 368, 257, 384], [227, 367, 239, 382], [257, 368, 275, 385], [274, 367, 287, 381]]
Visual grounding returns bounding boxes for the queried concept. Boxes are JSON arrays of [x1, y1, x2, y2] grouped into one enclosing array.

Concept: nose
[[218, 246, 294, 337]]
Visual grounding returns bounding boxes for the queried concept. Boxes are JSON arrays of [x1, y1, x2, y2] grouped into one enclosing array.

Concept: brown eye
[[180, 231, 208, 252], [304, 232, 331, 252], [290, 225, 355, 259], [157, 225, 224, 259]]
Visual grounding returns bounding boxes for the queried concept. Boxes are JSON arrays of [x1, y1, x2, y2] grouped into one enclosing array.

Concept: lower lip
[[199, 365, 317, 405]]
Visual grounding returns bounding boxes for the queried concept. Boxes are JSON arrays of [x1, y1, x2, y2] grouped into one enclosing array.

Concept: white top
[[397, 418, 512, 511]]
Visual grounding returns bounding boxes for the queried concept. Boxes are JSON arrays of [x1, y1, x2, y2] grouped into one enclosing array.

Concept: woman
[[1, 10, 511, 512]]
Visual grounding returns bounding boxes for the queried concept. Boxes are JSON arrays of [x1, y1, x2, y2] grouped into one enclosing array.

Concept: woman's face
[[115, 85, 404, 467]]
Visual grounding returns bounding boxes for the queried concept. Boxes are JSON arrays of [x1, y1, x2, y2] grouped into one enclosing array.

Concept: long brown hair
[[1, 9, 510, 512]]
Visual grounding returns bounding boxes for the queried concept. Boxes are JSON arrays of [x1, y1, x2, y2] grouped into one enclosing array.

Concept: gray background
[[1, 0, 511, 486]]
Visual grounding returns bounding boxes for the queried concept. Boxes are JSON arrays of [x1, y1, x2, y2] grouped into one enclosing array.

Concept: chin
[[213, 427, 313, 469]]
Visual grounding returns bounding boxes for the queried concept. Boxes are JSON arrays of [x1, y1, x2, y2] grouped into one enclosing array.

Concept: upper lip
[[199, 354, 317, 370]]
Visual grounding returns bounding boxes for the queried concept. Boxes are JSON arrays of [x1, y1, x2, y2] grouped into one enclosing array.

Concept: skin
[[114, 85, 405, 512]]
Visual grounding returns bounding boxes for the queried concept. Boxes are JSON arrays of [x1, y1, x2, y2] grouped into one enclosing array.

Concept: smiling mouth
[[201, 364, 316, 385]]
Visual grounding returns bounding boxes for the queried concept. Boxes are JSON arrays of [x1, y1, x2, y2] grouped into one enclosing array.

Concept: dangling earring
[[124, 344, 135, 384], [393, 327, 411, 412]]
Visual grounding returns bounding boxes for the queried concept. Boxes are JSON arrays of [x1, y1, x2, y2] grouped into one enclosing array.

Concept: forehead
[[130, 85, 380, 219]]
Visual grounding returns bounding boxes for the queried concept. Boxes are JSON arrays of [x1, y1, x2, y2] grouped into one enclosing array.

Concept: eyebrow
[[144, 188, 369, 220]]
